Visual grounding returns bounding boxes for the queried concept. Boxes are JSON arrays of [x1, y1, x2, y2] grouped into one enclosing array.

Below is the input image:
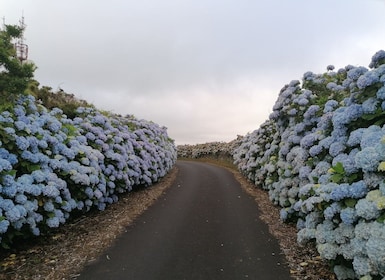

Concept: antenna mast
[[14, 14, 28, 63]]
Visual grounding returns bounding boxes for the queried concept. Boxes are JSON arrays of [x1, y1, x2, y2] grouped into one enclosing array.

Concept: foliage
[[177, 137, 242, 159], [233, 50, 385, 279], [0, 94, 177, 248], [0, 24, 36, 101], [30, 84, 93, 119]]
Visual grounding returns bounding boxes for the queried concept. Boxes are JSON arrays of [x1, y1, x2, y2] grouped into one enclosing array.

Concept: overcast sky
[[2, 0, 385, 144]]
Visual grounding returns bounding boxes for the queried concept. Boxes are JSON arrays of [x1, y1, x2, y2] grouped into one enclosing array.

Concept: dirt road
[[76, 161, 292, 280]]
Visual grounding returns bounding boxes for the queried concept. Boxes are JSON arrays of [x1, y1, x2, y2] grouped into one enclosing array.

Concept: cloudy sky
[[2, 0, 385, 144]]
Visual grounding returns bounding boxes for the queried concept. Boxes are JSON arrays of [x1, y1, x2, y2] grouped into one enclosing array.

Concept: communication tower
[[14, 15, 28, 63]]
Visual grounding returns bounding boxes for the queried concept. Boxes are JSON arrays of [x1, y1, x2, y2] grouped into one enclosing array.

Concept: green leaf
[[344, 198, 357, 208], [7, 170, 17, 177], [331, 174, 343, 184], [361, 114, 378, 121], [333, 162, 345, 174], [347, 173, 359, 184], [27, 164, 40, 172], [47, 212, 55, 218], [376, 213, 385, 223], [2, 242, 11, 250]]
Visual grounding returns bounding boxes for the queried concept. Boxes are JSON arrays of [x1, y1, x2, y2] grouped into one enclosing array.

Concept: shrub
[[233, 50, 385, 279], [0, 94, 176, 248]]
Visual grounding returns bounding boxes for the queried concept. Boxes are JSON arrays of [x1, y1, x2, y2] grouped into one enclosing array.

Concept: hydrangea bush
[[0, 95, 177, 247], [177, 137, 242, 159], [233, 50, 385, 279]]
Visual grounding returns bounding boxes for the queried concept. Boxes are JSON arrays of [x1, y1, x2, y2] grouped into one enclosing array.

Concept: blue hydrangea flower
[[46, 217, 60, 228], [0, 219, 10, 233], [5, 206, 23, 222], [0, 158, 12, 172], [357, 71, 380, 89], [299, 166, 312, 180], [333, 181, 367, 201], [20, 150, 39, 163], [300, 133, 317, 149], [332, 153, 357, 175], [42, 185, 60, 198], [360, 126, 383, 149], [329, 142, 345, 157], [330, 183, 350, 201], [346, 104, 363, 123], [347, 66, 368, 81], [317, 243, 339, 260], [377, 86, 385, 100], [47, 120, 62, 132], [319, 136, 333, 149], [340, 207, 357, 225], [31, 170, 46, 183], [288, 108, 297, 116], [43, 201, 55, 212], [297, 228, 316, 244], [309, 145, 322, 157], [369, 49, 385, 68], [366, 236, 385, 272], [355, 147, 382, 172], [362, 97, 379, 114], [333, 265, 355, 280], [355, 199, 379, 220], [15, 194, 28, 204], [353, 255, 374, 276], [304, 105, 320, 119], [324, 100, 339, 113], [347, 128, 365, 147]]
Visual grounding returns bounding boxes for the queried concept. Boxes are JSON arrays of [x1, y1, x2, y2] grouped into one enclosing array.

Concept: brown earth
[[0, 160, 336, 280]]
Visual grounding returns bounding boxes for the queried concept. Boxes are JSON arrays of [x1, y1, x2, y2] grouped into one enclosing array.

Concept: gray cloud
[[2, 0, 385, 144]]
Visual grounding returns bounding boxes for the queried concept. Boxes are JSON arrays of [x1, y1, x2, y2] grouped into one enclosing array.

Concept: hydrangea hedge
[[233, 50, 385, 279], [177, 138, 242, 159], [0, 95, 177, 248]]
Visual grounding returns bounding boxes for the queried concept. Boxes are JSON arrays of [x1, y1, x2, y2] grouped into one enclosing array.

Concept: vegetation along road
[[76, 161, 291, 280]]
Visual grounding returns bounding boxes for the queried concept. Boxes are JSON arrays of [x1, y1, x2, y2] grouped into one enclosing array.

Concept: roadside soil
[[0, 160, 336, 280]]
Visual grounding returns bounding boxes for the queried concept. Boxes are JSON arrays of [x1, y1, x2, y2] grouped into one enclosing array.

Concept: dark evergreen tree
[[0, 23, 36, 100]]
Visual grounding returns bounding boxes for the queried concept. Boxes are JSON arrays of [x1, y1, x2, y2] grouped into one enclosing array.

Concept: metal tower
[[14, 15, 28, 63]]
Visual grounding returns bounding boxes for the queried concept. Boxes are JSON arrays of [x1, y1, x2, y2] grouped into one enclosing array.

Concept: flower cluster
[[233, 50, 385, 279], [0, 95, 176, 247], [177, 137, 242, 160]]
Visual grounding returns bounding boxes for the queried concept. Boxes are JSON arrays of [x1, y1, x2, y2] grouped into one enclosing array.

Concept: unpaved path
[[76, 161, 292, 280]]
